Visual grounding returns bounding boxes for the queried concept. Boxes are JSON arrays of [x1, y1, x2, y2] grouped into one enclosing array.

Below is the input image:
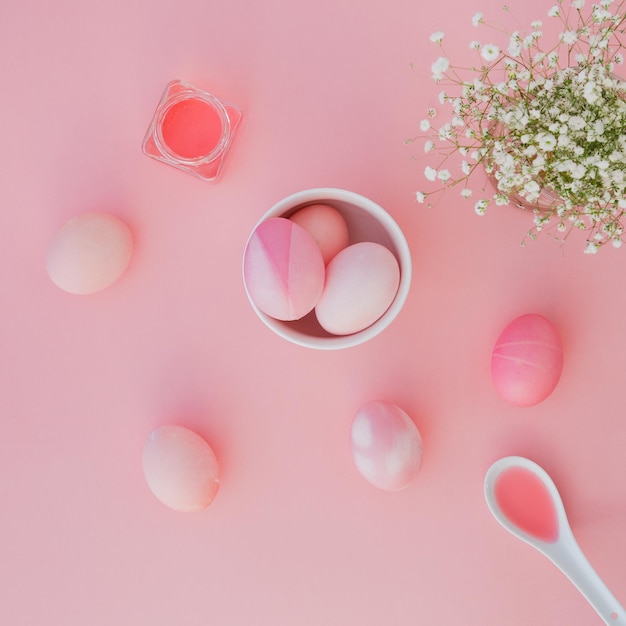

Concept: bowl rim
[[242, 187, 412, 350]]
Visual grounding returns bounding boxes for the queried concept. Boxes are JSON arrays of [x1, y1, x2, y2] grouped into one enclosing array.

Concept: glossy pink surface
[[491, 314, 564, 407], [315, 242, 400, 335], [2, 0, 626, 624], [289, 203, 350, 265], [351, 401, 423, 491], [161, 98, 223, 160], [142, 425, 220, 512], [243, 217, 325, 320]]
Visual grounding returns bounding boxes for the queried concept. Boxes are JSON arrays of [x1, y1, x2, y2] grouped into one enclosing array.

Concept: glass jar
[[142, 80, 242, 182]]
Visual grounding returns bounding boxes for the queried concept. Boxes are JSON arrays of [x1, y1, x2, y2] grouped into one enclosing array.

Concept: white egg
[[46, 212, 133, 295], [142, 425, 220, 512], [315, 242, 400, 335]]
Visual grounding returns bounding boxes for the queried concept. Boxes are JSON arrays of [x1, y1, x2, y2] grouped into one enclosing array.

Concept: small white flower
[[469, 40, 481, 50], [460, 189, 473, 198], [438, 90, 447, 104], [547, 5, 560, 17], [474, 199, 488, 214], [524, 180, 541, 195], [613, 238, 623, 248], [572, 0, 585, 8], [415, 192, 426, 203], [438, 123, 453, 140], [431, 56, 450, 80], [472, 12, 483, 27], [568, 116, 586, 131], [557, 134, 571, 148], [537, 133, 557, 151], [461, 161, 471, 175], [424, 166, 437, 182], [424, 140, 435, 153], [438, 169, 451, 182], [420, 119, 431, 131], [430, 31, 445, 44], [584, 241, 599, 254], [583, 81, 599, 104], [508, 39, 522, 57], [561, 30, 578, 44], [481, 44, 500, 62]]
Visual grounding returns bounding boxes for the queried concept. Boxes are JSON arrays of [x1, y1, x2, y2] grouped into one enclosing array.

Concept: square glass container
[[142, 80, 242, 181]]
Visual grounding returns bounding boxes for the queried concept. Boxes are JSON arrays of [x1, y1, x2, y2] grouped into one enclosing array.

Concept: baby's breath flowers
[[413, 0, 626, 253]]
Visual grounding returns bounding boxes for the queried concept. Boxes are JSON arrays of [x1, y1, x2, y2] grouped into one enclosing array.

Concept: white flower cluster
[[414, 0, 626, 252]]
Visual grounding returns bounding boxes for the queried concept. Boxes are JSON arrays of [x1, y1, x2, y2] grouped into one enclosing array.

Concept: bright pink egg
[[351, 401, 423, 491], [289, 203, 349, 265], [142, 425, 220, 512], [243, 217, 325, 321], [491, 313, 564, 407], [315, 242, 400, 335], [46, 212, 133, 295]]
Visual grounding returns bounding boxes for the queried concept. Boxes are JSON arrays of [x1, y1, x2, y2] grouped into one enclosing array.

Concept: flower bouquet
[[414, 0, 626, 253]]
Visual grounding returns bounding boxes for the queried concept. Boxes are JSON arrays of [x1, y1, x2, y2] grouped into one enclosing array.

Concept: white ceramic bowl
[[242, 188, 412, 350]]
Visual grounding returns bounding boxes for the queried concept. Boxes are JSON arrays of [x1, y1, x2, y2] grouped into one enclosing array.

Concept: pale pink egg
[[289, 203, 349, 265], [315, 242, 400, 335], [491, 313, 564, 407], [142, 425, 220, 512], [46, 212, 133, 295], [243, 217, 325, 321], [351, 401, 423, 491]]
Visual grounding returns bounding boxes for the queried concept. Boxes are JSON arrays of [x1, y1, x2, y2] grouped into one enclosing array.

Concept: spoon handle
[[549, 533, 625, 625]]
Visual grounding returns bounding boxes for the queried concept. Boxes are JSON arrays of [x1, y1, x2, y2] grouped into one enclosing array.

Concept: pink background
[[1, 0, 625, 624]]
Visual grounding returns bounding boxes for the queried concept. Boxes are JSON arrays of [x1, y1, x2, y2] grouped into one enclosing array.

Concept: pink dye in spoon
[[485, 456, 625, 624], [493, 465, 559, 543]]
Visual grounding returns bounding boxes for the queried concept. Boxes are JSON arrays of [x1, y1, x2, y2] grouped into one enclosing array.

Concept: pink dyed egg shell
[[289, 203, 349, 265], [491, 313, 564, 407], [315, 242, 400, 335], [351, 401, 423, 491], [46, 212, 133, 295], [243, 217, 325, 321], [142, 425, 220, 512]]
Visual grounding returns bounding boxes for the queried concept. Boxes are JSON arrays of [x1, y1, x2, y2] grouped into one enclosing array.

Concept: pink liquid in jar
[[161, 98, 224, 160], [494, 466, 559, 543]]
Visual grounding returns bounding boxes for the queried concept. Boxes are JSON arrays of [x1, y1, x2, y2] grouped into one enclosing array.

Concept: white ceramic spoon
[[484, 456, 625, 625]]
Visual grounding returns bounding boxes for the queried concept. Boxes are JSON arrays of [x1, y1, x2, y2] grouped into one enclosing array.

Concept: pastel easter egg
[[315, 242, 400, 335], [46, 212, 133, 295], [351, 401, 423, 491], [491, 313, 564, 407], [289, 203, 349, 265], [142, 425, 220, 512], [243, 217, 325, 321]]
